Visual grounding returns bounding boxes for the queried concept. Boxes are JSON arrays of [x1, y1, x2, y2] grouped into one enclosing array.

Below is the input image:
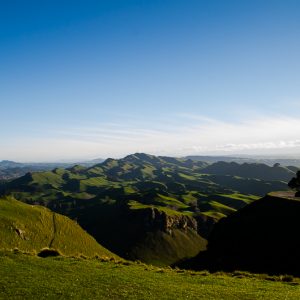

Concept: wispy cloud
[[2, 115, 300, 161]]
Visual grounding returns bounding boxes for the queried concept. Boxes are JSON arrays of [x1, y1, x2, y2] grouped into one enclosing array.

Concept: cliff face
[[126, 207, 207, 265], [138, 207, 198, 234], [69, 202, 207, 266]]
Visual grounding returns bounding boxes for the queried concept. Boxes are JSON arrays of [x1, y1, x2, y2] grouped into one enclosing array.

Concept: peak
[[123, 153, 161, 164], [101, 158, 119, 167], [103, 158, 117, 164], [126, 153, 153, 159], [52, 168, 66, 175], [0, 160, 21, 167], [67, 165, 85, 172]]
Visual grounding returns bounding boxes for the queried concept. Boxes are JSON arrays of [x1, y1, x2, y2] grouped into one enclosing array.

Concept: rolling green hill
[[0, 196, 117, 259], [1, 153, 296, 265]]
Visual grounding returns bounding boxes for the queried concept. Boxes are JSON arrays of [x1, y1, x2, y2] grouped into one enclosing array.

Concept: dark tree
[[288, 171, 300, 197]]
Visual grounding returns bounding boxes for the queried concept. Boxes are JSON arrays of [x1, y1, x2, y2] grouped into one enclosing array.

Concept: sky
[[1, 0, 300, 161]]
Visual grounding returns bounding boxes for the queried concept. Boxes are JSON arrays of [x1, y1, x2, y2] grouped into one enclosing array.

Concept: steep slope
[[180, 191, 300, 275], [0, 196, 117, 259], [76, 203, 207, 266]]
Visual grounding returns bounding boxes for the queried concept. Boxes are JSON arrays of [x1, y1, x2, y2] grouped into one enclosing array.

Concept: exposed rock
[[125, 207, 207, 265], [139, 207, 198, 234], [15, 228, 27, 240]]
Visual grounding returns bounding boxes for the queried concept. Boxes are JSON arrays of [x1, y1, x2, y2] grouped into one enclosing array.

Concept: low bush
[[38, 248, 61, 258]]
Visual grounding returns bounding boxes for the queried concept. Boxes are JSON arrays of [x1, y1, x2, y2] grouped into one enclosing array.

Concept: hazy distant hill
[[1, 153, 296, 265], [201, 161, 295, 181], [0, 158, 104, 180], [0, 160, 23, 169], [185, 156, 258, 164], [0, 196, 117, 259], [186, 156, 300, 167], [0, 161, 73, 180]]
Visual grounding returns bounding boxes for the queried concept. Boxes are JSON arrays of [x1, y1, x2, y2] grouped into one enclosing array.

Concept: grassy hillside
[[1, 153, 295, 265], [128, 228, 207, 266], [0, 196, 117, 259], [0, 252, 300, 300]]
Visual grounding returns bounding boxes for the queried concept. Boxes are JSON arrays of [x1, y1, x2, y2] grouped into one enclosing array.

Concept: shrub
[[38, 248, 61, 258], [280, 274, 294, 282]]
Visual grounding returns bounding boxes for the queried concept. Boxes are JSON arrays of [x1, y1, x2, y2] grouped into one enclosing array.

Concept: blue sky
[[1, 0, 300, 161]]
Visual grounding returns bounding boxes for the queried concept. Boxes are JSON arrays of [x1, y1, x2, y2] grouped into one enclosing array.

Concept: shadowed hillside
[[179, 191, 300, 275], [0, 196, 117, 259]]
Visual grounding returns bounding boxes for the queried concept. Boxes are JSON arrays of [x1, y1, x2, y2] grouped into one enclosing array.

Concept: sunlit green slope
[[0, 196, 117, 259]]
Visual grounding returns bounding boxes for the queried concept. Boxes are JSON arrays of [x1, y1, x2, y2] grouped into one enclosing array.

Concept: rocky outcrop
[[72, 200, 207, 266], [125, 207, 207, 265], [137, 207, 198, 234], [15, 227, 27, 240]]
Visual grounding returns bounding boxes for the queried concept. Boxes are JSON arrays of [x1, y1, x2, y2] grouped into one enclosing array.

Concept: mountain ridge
[[1, 153, 297, 265]]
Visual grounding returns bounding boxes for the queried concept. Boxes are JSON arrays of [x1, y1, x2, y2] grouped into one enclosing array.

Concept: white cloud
[[1, 115, 300, 161]]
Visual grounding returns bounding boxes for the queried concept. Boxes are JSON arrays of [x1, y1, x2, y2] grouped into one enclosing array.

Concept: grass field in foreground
[[1, 252, 300, 299]]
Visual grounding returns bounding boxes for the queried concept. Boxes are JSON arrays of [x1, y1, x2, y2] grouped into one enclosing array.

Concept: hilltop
[[0, 196, 117, 259]]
